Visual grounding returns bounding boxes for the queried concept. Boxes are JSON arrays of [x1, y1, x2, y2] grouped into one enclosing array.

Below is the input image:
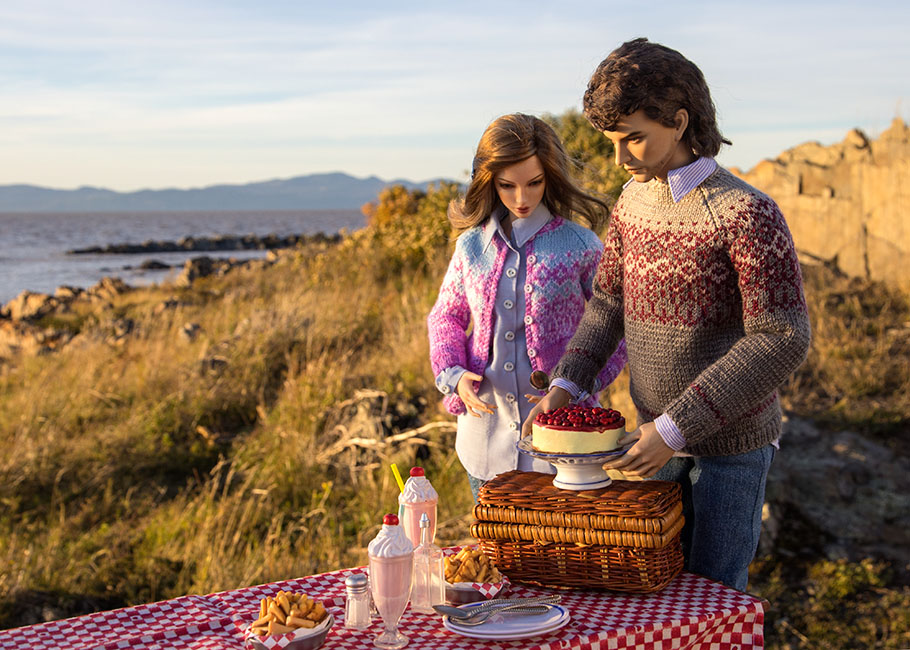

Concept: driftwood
[[316, 389, 455, 489]]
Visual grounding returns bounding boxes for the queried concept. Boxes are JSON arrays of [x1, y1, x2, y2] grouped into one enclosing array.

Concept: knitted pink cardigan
[[428, 215, 627, 415]]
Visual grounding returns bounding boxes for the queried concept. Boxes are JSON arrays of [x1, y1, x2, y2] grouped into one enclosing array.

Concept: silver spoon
[[448, 604, 554, 626], [432, 594, 560, 619]]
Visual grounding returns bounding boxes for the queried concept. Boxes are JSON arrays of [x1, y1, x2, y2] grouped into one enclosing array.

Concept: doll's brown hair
[[584, 38, 731, 157], [448, 113, 608, 232]]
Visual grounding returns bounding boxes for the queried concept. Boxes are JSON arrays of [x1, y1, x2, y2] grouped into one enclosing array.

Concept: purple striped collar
[[623, 157, 718, 203], [668, 157, 717, 202]]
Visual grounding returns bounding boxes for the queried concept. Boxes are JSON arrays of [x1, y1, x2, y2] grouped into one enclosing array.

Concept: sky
[[0, 0, 907, 192]]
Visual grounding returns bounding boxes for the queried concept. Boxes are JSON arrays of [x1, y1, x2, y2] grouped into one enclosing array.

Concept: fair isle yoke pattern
[[553, 167, 811, 456], [428, 216, 627, 415]]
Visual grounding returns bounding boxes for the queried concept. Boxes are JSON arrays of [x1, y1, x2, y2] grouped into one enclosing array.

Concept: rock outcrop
[[762, 416, 910, 568], [733, 117, 910, 293], [67, 232, 341, 255], [0, 319, 73, 360], [0, 277, 132, 362]]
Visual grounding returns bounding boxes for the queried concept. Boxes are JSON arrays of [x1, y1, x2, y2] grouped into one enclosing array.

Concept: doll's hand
[[602, 421, 675, 478], [521, 387, 571, 438], [457, 371, 496, 417]]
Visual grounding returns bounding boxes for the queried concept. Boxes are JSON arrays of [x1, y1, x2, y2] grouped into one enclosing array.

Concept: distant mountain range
[[0, 172, 454, 212]]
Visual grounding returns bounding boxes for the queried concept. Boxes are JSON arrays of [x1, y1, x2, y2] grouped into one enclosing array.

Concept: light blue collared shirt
[[435, 204, 556, 479]]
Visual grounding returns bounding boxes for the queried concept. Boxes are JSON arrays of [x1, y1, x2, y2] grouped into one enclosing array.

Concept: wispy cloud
[[0, 0, 907, 190]]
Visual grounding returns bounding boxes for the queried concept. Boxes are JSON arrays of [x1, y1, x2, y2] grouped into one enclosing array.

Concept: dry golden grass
[[1, 182, 908, 647], [781, 264, 910, 449], [0, 183, 473, 629]]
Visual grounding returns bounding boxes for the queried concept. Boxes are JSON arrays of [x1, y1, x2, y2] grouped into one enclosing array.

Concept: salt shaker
[[343, 573, 372, 630]]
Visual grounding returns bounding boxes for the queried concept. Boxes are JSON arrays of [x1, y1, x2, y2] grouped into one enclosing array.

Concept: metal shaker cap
[[345, 573, 368, 592]]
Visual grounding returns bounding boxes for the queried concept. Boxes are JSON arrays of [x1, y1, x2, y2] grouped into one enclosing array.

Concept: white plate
[[443, 604, 570, 640]]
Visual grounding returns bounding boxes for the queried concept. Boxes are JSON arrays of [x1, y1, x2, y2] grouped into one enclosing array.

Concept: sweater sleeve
[[427, 245, 471, 377], [577, 235, 628, 391], [552, 212, 626, 393], [664, 194, 811, 446]]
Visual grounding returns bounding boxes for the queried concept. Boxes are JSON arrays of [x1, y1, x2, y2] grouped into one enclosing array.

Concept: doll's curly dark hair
[[583, 38, 731, 158]]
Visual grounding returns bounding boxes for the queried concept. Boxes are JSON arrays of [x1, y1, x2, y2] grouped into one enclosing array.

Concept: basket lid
[[475, 471, 682, 527]]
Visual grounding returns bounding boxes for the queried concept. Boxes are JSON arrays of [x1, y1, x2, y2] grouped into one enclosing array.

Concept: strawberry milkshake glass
[[368, 513, 414, 649]]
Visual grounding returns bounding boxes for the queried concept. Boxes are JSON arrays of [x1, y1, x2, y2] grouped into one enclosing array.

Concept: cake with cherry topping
[[531, 405, 626, 454]]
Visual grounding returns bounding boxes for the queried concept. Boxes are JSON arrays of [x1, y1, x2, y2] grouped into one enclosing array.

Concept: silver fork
[[434, 594, 561, 619], [450, 604, 554, 626]]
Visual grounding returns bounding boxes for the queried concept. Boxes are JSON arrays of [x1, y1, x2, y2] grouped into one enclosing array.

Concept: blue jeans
[[652, 445, 775, 592], [467, 473, 487, 503]]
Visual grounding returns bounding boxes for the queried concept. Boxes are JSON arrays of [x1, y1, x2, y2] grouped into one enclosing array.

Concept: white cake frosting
[[531, 422, 624, 454]]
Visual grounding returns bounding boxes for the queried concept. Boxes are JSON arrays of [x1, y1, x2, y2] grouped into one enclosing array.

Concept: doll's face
[[494, 155, 546, 222], [601, 108, 692, 183]]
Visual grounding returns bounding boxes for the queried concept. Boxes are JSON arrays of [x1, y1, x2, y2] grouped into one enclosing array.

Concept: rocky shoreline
[[67, 231, 341, 255], [1, 232, 343, 358]]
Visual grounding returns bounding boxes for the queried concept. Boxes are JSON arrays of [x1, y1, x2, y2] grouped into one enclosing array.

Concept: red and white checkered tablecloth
[[0, 566, 763, 649]]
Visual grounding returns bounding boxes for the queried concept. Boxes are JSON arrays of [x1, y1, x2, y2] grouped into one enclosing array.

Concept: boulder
[[1, 291, 58, 321], [762, 416, 910, 567], [0, 319, 73, 357], [87, 277, 131, 301], [54, 286, 83, 300], [176, 257, 223, 287]]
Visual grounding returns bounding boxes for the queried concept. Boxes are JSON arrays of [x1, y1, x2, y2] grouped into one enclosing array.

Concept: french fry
[[475, 564, 490, 583], [267, 601, 285, 622], [268, 621, 295, 636], [306, 602, 326, 621], [287, 615, 316, 628], [276, 591, 291, 616]]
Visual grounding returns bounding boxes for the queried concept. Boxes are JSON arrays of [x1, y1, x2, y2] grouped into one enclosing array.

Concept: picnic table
[[0, 560, 764, 649]]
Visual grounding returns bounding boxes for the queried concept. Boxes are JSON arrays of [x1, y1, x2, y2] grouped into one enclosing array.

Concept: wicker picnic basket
[[471, 470, 684, 593]]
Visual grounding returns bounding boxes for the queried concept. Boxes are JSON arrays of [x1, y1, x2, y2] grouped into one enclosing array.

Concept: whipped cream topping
[[368, 523, 414, 558], [398, 475, 438, 505]]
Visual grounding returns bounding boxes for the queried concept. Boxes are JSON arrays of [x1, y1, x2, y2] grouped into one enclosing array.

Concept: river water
[[0, 210, 364, 304]]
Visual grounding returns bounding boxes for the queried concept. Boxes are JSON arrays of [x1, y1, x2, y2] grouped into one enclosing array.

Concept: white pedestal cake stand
[[516, 437, 625, 491]]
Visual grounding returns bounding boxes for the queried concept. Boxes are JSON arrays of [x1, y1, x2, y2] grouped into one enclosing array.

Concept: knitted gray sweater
[[552, 167, 811, 456]]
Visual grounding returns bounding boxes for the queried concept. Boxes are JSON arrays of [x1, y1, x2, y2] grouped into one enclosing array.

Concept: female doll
[[428, 113, 627, 500]]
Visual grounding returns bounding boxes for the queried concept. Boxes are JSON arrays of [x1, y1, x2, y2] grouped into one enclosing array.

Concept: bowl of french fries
[[444, 546, 508, 604], [245, 591, 333, 650]]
